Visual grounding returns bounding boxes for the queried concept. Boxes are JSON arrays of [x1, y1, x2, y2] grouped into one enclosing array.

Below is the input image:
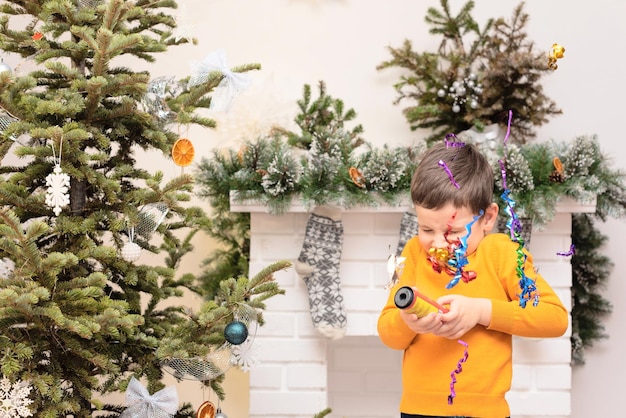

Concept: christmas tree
[[0, 0, 285, 416]]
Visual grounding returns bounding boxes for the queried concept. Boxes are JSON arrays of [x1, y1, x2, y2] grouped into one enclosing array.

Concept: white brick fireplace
[[232, 198, 594, 418]]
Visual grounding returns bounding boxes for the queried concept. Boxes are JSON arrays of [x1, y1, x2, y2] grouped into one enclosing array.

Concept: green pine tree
[[0, 0, 285, 416]]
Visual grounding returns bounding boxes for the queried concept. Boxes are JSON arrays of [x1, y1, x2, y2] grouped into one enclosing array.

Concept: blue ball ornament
[[224, 320, 248, 345]]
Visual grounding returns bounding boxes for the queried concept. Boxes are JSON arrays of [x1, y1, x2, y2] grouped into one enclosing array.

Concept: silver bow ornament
[[119, 377, 178, 418], [188, 49, 251, 112]]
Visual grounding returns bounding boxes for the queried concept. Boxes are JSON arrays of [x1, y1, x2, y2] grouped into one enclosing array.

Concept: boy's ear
[[482, 203, 499, 231]]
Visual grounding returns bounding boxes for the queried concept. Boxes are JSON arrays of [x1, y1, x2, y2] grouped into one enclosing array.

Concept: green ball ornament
[[224, 320, 248, 345]]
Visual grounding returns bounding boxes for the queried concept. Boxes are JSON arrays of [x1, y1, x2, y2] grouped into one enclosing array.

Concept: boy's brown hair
[[410, 142, 494, 215]]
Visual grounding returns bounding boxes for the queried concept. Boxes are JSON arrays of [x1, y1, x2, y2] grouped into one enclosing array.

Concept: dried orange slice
[[552, 156, 564, 175], [172, 138, 195, 167], [196, 400, 216, 418]]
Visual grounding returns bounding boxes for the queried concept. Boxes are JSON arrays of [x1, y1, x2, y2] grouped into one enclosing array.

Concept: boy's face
[[415, 202, 498, 256]]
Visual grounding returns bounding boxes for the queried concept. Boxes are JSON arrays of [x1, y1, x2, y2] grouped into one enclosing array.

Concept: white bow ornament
[[188, 49, 251, 112], [119, 377, 178, 418]]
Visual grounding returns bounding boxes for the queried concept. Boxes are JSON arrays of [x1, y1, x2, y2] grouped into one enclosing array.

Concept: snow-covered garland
[[208, 132, 626, 226]]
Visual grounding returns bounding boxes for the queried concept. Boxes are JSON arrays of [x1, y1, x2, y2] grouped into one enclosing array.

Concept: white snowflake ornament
[[121, 241, 141, 262], [44, 164, 70, 216], [0, 378, 34, 417], [230, 335, 260, 373]]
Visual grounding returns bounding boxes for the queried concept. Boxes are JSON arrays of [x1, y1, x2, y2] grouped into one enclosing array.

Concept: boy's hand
[[399, 309, 445, 334], [431, 295, 492, 339]]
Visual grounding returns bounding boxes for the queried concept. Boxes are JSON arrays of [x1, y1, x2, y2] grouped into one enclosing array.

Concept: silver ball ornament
[[121, 241, 141, 262], [451, 104, 461, 113], [215, 408, 228, 418], [0, 60, 12, 74], [437, 88, 445, 97]]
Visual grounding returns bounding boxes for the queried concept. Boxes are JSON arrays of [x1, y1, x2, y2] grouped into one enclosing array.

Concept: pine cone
[[549, 170, 565, 183]]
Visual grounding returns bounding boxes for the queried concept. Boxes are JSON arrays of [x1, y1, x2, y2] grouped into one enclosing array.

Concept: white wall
[[141, 1, 625, 417]]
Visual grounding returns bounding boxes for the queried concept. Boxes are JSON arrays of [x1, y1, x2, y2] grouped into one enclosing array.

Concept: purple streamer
[[445, 133, 466, 148], [448, 340, 469, 405], [557, 244, 576, 257], [503, 110, 512, 144], [438, 160, 460, 189]]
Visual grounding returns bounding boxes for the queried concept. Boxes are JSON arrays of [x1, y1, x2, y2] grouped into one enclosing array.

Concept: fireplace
[[232, 197, 591, 418]]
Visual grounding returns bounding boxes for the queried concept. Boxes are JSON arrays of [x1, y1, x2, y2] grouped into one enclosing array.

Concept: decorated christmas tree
[[0, 0, 285, 416]]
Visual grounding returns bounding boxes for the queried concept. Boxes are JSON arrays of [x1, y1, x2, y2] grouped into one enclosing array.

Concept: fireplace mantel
[[237, 193, 593, 418], [230, 191, 596, 215]]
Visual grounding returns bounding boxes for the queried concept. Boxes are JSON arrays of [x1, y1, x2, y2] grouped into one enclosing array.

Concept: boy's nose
[[432, 235, 449, 249]]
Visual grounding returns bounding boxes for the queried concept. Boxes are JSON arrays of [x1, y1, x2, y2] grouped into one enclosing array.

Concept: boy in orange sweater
[[377, 141, 569, 418]]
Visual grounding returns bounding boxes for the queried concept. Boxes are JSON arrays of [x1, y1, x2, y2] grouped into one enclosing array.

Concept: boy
[[377, 141, 568, 418]]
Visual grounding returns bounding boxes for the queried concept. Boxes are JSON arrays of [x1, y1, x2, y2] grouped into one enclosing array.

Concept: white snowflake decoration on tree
[[0, 378, 34, 417], [230, 321, 260, 373], [44, 164, 70, 216]]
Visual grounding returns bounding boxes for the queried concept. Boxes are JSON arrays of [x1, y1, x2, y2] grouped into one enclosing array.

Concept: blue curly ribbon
[[499, 111, 539, 308], [446, 211, 483, 289]]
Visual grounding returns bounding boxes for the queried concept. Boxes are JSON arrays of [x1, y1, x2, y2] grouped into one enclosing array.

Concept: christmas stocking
[[396, 209, 419, 256], [296, 206, 347, 340]]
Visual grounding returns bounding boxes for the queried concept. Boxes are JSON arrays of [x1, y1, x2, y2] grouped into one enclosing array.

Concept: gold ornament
[[548, 43, 565, 70]]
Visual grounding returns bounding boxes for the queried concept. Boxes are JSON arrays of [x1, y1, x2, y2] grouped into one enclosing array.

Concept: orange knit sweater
[[377, 233, 568, 417]]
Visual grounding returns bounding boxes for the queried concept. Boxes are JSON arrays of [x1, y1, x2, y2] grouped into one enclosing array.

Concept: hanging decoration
[[161, 304, 259, 381], [223, 320, 248, 345], [214, 407, 228, 418], [171, 137, 195, 167], [0, 108, 18, 140], [44, 138, 70, 216], [0, 377, 34, 417], [548, 43, 565, 70], [231, 336, 260, 372], [120, 238, 141, 262], [0, 58, 11, 74], [120, 203, 168, 262], [173, 0, 195, 43], [119, 377, 178, 418], [135, 202, 169, 240], [141, 76, 183, 122], [188, 49, 252, 112], [77, 0, 105, 8], [195, 401, 216, 418]]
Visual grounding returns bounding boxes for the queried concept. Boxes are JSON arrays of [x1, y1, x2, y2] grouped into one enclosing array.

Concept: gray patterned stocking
[[295, 206, 346, 340], [396, 209, 419, 256]]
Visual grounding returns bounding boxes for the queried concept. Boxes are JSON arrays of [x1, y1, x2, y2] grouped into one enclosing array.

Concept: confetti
[[448, 340, 469, 405], [438, 159, 460, 189], [557, 244, 575, 257]]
